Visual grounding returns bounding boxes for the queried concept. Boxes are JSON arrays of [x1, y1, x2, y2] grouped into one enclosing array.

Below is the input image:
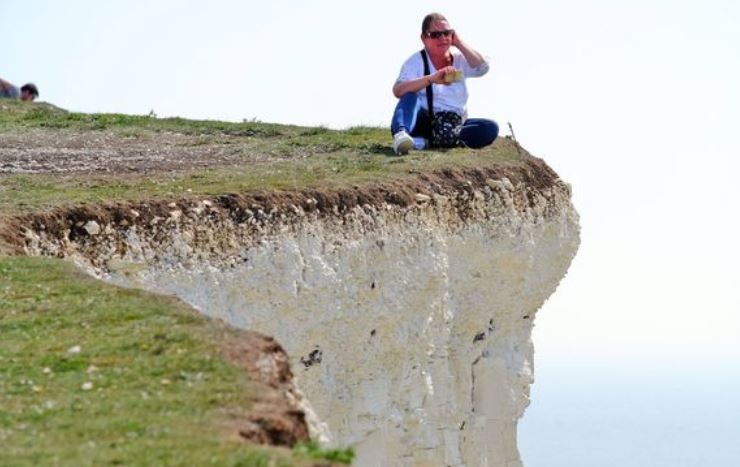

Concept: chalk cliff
[[20, 159, 579, 466]]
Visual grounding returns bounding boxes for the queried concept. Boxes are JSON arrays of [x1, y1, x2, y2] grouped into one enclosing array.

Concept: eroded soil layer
[[2, 158, 561, 256]]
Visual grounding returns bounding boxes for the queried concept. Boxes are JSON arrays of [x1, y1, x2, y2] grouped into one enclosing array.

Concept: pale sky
[[3, 0, 739, 367]]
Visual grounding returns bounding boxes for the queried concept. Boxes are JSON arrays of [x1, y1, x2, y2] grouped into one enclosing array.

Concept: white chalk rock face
[[25, 169, 579, 466]]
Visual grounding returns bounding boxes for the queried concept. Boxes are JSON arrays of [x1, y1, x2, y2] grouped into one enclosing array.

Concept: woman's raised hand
[[451, 30, 462, 48]]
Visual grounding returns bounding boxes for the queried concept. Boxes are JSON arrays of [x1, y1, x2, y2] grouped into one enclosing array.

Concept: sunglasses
[[426, 29, 454, 39]]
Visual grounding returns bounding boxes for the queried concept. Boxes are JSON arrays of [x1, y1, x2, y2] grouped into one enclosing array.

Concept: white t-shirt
[[395, 50, 490, 115]]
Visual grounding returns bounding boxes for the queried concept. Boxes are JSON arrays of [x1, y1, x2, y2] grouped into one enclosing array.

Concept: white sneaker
[[392, 131, 414, 155]]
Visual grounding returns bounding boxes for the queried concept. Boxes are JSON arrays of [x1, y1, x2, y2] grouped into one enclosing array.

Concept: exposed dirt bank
[[219, 329, 310, 446], [1, 158, 563, 256]]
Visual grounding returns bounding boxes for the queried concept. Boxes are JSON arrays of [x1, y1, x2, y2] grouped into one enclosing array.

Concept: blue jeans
[[390, 93, 499, 149]]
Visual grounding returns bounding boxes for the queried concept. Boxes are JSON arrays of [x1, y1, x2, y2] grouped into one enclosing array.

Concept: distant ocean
[[518, 360, 740, 467]]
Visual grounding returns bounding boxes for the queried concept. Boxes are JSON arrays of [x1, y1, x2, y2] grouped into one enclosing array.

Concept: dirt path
[[0, 128, 289, 174]]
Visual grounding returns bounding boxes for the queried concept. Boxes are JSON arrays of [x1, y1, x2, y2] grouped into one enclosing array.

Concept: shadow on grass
[[363, 144, 396, 157]]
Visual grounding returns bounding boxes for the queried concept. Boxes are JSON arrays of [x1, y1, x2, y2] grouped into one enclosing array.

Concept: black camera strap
[[420, 49, 434, 119]]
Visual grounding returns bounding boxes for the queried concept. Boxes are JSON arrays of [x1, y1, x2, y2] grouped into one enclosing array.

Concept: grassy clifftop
[[0, 100, 524, 216]]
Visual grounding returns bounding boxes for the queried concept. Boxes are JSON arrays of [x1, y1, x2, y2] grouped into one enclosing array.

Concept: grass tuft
[[293, 441, 354, 464]]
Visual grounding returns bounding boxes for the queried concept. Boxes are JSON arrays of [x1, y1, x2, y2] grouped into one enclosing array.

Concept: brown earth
[[217, 328, 311, 447]]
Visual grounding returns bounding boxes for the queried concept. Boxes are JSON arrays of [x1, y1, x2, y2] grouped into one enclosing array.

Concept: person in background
[[390, 12, 498, 155], [0, 77, 39, 102]]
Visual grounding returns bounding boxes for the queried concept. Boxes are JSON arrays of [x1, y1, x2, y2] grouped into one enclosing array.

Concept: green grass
[[0, 149, 517, 215], [0, 257, 345, 466], [0, 101, 285, 137], [0, 101, 524, 217]]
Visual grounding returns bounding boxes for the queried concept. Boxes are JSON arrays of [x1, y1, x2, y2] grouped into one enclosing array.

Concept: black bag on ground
[[431, 111, 462, 148], [421, 50, 463, 148]]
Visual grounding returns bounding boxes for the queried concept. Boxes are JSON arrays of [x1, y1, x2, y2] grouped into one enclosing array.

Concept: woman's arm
[[451, 32, 486, 69], [392, 75, 431, 98], [392, 67, 456, 98]]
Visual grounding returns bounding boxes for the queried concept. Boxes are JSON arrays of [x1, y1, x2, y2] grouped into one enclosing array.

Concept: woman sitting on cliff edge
[[390, 12, 499, 155]]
